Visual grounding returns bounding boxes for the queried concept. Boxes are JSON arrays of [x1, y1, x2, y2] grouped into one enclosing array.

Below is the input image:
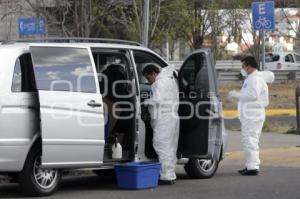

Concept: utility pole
[[166, 32, 169, 62], [142, 0, 150, 47], [6, 0, 9, 40], [262, 30, 265, 71]]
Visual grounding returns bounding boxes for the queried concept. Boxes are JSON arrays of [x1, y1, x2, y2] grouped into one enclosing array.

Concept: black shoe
[[238, 168, 247, 174], [159, 179, 176, 185], [240, 169, 259, 176]]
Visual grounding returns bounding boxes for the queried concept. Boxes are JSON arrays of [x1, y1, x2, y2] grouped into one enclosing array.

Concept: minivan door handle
[[87, 100, 102, 108]]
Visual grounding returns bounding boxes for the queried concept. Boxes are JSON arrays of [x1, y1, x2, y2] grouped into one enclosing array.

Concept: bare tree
[[224, 1, 261, 63], [23, 0, 130, 38], [186, 2, 211, 49], [0, 0, 25, 39], [179, 0, 226, 51], [128, 0, 165, 44]]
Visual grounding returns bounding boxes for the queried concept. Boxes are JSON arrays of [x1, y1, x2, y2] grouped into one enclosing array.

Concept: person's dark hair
[[241, 56, 258, 69], [142, 64, 160, 76]]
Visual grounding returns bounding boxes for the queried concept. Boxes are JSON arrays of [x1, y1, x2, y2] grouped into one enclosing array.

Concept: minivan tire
[[184, 159, 219, 179], [19, 147, 62, 197]]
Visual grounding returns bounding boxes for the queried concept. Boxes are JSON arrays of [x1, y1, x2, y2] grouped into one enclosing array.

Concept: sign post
[[252, 1, 275, 71], [296, 86, 300, 130]]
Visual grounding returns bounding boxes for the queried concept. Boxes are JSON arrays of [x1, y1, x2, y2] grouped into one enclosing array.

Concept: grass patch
[[226, 121, 293, 133], [262, 121, 292, 133], [286, 126, 300, 135], [219, 81, 298, 110]]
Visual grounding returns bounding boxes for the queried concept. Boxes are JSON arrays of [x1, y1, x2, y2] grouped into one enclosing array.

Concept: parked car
[[264, 52, 300, 70], [0, 38, 226, 196]]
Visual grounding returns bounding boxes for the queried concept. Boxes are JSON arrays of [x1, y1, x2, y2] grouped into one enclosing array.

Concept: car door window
[[92, 49, 134, 98], [30, 47, 96, 93], [285, 54, 294, 63], [11, 59, 22, 92], [11, 53, 36, 92], [132, 50, 167, 84], [179, 53, 209, 98]]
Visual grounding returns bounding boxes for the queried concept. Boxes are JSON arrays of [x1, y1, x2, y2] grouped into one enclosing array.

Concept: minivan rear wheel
[[184, 159, 219, 179], [19, 148, 62, 196]]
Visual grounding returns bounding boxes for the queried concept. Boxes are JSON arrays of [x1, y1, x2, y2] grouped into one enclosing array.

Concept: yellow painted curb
[[223, 109, 296, 117], [222, 110, 239, 117]]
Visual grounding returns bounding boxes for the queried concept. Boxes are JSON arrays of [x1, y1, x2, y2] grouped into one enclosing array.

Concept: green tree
[[126, 0, 169, 44], [224, 0, 261, 63]]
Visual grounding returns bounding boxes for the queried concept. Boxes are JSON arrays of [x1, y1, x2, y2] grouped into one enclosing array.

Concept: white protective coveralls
[[238, 70, 269, 170], [257, 71, 275, 84], [147, 65, 179, 180]]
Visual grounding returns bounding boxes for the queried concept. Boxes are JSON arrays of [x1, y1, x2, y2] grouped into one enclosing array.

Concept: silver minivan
[[0, 38, 226, 196]]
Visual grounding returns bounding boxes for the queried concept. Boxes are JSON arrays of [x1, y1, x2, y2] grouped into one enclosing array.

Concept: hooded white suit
[[147, 65, 179, 181], [238, 70, 269, 170]]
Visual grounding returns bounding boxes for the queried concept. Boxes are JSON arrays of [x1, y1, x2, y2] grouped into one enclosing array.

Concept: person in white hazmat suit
[[142, 64, 179, 185], [229, 56, 270, 176]]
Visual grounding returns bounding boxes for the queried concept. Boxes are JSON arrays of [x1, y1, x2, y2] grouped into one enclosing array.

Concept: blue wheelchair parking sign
[[252, 1, 275, 31], [19, 17, 46, 35]]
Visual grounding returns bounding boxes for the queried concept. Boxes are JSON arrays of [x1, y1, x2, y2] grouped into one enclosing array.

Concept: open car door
[[30, 45, 105, 168], [178, 49, 223, 161]]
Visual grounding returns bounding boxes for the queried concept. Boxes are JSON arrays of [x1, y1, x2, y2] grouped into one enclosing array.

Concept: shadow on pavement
[[0, 172, 118, 198], [1, 165, 300, 198]]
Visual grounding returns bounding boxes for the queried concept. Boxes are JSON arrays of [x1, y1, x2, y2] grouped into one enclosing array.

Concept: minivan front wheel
[[19, 148, 62, 196], [184, 159, 219, 179]]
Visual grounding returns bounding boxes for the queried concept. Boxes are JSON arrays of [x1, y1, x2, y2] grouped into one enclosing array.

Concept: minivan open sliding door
[[30, 45, 105, 168], [178, 49, 222, 160]]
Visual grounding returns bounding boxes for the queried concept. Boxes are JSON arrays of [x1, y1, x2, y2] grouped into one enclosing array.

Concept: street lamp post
[[142, 0, 149, 47], [6, 0, 9, 40]]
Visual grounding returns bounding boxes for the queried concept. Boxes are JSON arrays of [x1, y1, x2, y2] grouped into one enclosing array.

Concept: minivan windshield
[[295, 54, 300, 63], [265, 53, 280, 62]]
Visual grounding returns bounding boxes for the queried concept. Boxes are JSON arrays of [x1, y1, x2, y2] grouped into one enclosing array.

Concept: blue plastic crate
[[114, 161, 161, 189]]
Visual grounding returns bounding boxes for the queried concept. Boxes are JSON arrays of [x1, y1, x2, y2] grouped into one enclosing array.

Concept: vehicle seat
[[100, 64, 129, 102]]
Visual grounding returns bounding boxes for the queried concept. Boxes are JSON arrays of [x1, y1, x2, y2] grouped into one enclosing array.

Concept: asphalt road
[[225, 130, 300, 151], [0, 131, 300, 199]]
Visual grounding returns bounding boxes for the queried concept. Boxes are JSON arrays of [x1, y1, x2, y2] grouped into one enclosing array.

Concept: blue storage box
[[114, 162, 161, 189]]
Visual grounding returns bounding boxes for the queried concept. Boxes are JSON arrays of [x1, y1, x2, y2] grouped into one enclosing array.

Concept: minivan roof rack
[[1, 37, 142, 46]]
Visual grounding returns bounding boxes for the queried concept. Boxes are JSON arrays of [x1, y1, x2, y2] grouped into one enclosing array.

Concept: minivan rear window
[[30, 47, 97, 93], [11, 53, 36, 92]]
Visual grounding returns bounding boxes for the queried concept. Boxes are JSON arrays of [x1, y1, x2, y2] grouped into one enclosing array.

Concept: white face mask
[[240, 68, 248, 77]]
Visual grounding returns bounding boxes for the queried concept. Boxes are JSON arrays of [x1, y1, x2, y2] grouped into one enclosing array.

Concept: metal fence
[[169, 60, 242, 70], [169, 60, 300, 82], [217, 70, 300, 82]]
